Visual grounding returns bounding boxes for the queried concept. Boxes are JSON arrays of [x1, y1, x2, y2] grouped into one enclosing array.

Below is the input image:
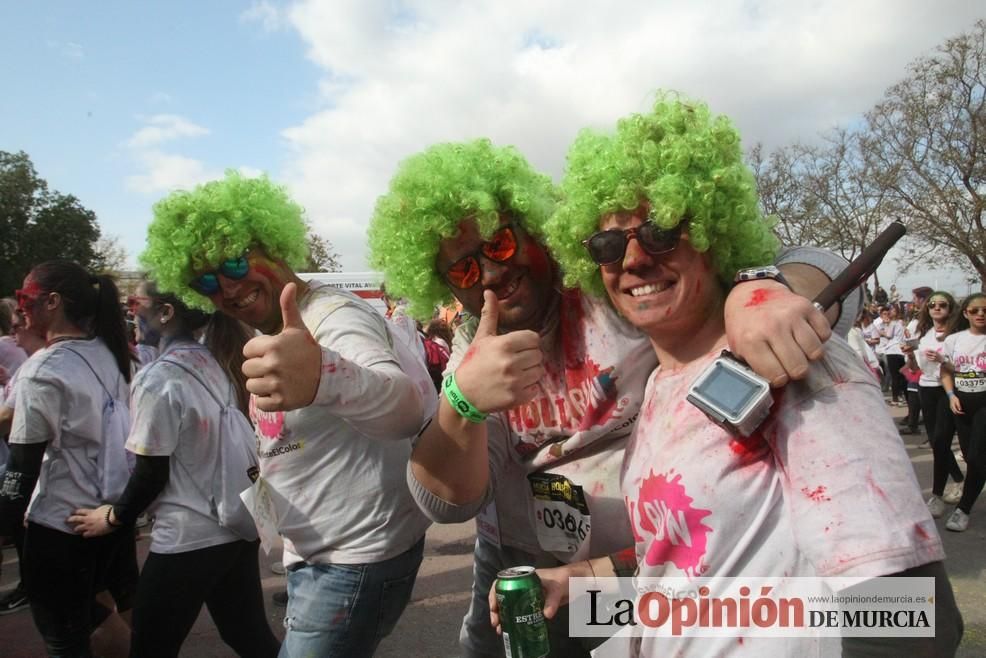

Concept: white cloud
[[241, 1, 285, 32], [46, 39, 85, 58], [123, 115, 217, 194], [126, 114, 210, 149], [125, 150, 220, 195], [273, 0, 984, 271]]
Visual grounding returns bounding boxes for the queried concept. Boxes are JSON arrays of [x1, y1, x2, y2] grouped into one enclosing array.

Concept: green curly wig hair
[[545, 93, 779, 297], [140, 171, 309, 310], [368, 139, 559, 319]]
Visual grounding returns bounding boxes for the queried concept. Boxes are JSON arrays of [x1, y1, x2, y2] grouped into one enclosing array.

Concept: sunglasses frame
[[926, 301, 950, 310], [441, 224, 520, 290], [189, 250, 251, 296], [582, 220, 684, 266], [965, 306, 986, 316]]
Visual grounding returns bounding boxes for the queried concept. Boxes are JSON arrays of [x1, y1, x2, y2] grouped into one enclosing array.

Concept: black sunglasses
[[582, 221, 683, 265]]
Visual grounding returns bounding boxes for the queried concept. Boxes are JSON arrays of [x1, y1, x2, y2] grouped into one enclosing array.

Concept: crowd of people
[[0, 92, 978, 657]]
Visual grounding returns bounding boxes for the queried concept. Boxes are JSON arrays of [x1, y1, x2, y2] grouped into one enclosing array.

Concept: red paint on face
[[744, 288, 777, 308]]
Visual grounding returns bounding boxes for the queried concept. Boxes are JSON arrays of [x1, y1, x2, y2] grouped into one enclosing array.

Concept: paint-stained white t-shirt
[[251, 284, 432, 566], [942, 330, 986, 394], [623, 337, 944, 657], [11, 338, 130, 534], [126, 341, 241, 553]]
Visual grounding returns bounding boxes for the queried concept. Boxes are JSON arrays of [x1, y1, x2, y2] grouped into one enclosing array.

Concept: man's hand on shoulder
[[243, 282, 322, 411], [724, 280, 831, 388]]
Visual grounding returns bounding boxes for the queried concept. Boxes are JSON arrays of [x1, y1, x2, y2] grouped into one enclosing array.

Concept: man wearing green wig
[[141, 171, 437, 658], [254, 135, 856, 656]]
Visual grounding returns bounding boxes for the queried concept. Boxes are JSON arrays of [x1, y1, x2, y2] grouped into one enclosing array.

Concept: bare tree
[[305, 228, 342, 273], [863, 19, 986, 290], [93, 234, 128, 274]]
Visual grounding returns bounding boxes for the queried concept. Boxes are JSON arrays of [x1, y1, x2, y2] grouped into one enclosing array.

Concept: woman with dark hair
[[911, 291, 965, 517], [0, 259, 137, 656], [939, 292, 986, 532], [68, 280, 279, 657]]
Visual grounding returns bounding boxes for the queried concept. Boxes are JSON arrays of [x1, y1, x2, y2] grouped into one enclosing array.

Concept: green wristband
[[443, 373, 488, 423]]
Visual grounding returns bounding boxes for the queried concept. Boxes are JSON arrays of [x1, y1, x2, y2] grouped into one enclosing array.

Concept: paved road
[[2, 405, 984, 656]]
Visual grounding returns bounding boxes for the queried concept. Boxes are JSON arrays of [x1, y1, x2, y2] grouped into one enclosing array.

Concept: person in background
[[68, 281, 279, 658], [940, 292, 986, 532], [141, 172, 435, 657], [909, 291, 965, 517], [0, 305, 45, 616], [0, 260, 138, 656], [900, 355, 923, 435], [537, 92, 961, 657], [848, 310, 882, 382], [880, 305, 907, 405]]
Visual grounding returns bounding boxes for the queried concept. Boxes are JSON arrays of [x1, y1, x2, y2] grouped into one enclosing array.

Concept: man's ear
[[45, 292, 61, 311], [160, 303, 176, 325]]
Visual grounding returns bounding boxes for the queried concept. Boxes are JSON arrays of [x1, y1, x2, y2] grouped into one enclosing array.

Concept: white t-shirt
[[250, 283, 431, 566], [915, 329, 948, 387], [10, 338, 131, 534], [126, 341, 241, 554], [879, 319, 905, 356], [623, 337, 944, 657], [942, 330, 986, 394]]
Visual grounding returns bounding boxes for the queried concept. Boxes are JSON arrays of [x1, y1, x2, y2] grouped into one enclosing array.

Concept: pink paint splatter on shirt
[[801, 486, 831, 502], [914, 524, 930, 540], [634, 470, 713, 575], [323, 362, 337, 374], [866, 471, 890, 503]]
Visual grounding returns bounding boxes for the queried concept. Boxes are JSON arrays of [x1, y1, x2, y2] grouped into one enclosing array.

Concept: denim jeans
[[279, 537, 424, 658]]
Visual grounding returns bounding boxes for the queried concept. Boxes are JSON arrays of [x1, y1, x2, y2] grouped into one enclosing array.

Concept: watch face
[[692, 361, 764, 420]]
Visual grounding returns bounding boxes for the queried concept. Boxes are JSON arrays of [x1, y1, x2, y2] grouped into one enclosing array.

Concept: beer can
[[495, 566, 550, 658]]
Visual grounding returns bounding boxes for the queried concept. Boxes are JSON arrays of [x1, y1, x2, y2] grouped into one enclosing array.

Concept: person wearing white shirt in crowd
[[879, 305, 907, 405], [909, 291, 966, 517], [140, 172, 436, 658], [940, 292, 986, 533], [0, 260, 138, 656], [848, 310, 882, 382], [535, 94, 961, 657], [68, 282, 280, 657]]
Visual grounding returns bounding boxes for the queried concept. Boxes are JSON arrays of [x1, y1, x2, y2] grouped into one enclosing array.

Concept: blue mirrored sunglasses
[[189, 254, 250, 295]]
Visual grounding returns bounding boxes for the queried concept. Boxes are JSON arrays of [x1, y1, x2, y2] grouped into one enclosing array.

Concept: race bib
[[529, 473, 591, 555], [955, 371, 986, 394]]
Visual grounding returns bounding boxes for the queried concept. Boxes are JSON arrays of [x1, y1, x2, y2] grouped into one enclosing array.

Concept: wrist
[[442, 372, 488, 423], [946, 390, 956, 399], [105, 505, 122, 528]]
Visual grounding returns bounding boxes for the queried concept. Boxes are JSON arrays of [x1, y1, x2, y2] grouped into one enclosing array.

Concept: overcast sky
[[3, 1, 982, 294]]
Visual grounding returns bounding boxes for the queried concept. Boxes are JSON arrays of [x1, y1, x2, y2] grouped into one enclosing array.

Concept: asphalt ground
[[1, 403, 984, 657]]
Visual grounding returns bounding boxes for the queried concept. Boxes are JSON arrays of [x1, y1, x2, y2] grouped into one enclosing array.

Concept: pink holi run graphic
[[634, 470, 713, 575], [250, 395, 286, 440]]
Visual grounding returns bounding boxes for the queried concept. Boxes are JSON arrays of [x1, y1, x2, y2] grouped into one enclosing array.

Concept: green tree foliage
[[1, 150, 102, 295]]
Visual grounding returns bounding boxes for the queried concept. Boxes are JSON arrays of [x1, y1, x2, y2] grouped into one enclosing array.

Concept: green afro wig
[[140, 171, 309, 310], [545, 93, 779, 297], [368, 139, 559, 319]]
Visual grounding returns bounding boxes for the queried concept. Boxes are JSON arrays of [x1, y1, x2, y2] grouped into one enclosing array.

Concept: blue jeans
[[279, 537, 424, 658]]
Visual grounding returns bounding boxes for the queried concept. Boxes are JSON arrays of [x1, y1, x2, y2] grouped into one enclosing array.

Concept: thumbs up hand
[[243, 282, 322, 411], [453, 290, 544, 414]]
